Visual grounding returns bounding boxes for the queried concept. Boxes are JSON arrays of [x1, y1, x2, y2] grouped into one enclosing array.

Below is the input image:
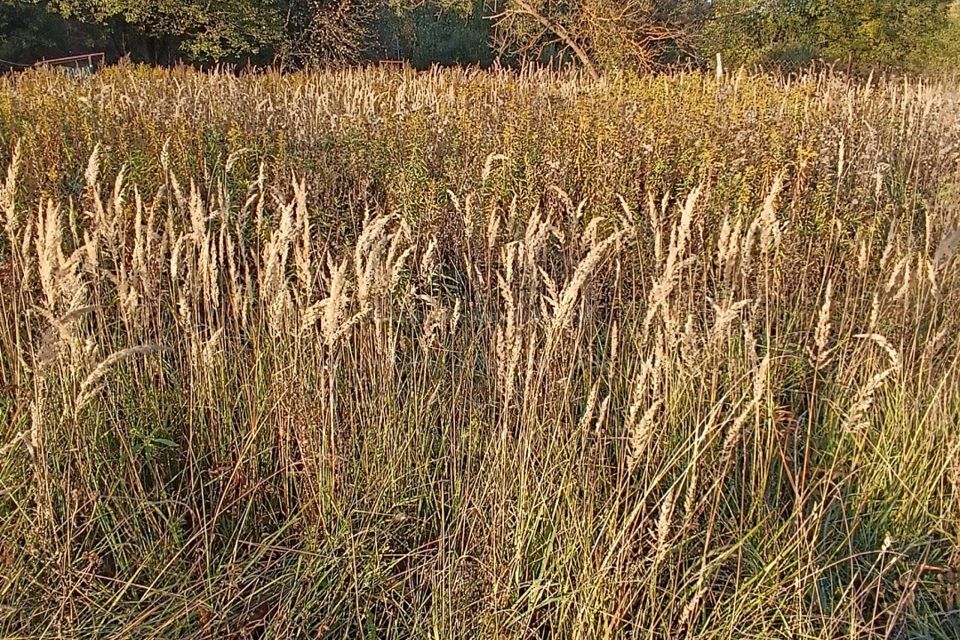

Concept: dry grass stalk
[[855, 333, 901, 370], [722, 356, 770, 461], [2, 140, 21, 239], [627, 400, 663, 474], [843, 367, 896, 436], [808, 280, 834, 368], [643, 187, 701, 333], [654, 485, 676, 565], [75, 345, 166, 413], [549, 226, 628, 336], [934, 227, 960, 272], [1, 65, 958, 639]]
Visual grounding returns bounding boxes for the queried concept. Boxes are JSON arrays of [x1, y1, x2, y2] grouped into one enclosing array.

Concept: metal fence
[[33, 53, 106, 75]]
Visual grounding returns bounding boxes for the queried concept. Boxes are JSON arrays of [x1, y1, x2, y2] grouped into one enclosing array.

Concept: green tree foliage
[[816, 0, 951, 65], [705, 0, 953, 68], [3, 0, 957, 71], [1, 0, 109, 65], [701, 0, 817, 66], [35, 0, 285, 63], [915, 1, 960, 73], [376, 1, 492, 67]]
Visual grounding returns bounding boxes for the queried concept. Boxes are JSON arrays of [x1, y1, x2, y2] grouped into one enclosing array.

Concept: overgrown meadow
[[1, 64, 960, 638]]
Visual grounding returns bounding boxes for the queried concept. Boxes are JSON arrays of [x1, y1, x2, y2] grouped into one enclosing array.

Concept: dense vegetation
[[0, 64, 959, 637], [2, 0, 959, 73]]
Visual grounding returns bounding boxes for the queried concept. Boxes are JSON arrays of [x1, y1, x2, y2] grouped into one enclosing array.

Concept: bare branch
[[493, 0, 693, 75]]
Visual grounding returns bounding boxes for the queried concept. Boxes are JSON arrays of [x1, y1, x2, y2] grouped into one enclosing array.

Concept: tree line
[[2, 0, 958, 73]]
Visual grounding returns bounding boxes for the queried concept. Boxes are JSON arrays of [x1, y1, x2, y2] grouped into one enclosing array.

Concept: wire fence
[[1, 52, 105, 73], [0, 58, 33, 70]]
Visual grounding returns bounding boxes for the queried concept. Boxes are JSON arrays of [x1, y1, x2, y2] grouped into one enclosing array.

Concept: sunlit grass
[[0, 64, 958, 638]]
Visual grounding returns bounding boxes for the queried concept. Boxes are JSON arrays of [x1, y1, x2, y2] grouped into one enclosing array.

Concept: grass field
[[1, 64, 960, 638]]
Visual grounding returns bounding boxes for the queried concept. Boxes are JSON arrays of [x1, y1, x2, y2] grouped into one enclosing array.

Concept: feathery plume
[[75, 345, 166, 413]]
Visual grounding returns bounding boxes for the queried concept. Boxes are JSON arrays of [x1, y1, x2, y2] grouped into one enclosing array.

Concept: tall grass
[[0, 64, 959, 638]]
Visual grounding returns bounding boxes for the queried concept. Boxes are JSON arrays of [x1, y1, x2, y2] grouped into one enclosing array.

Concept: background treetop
[[1, 0, 958, 73]]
